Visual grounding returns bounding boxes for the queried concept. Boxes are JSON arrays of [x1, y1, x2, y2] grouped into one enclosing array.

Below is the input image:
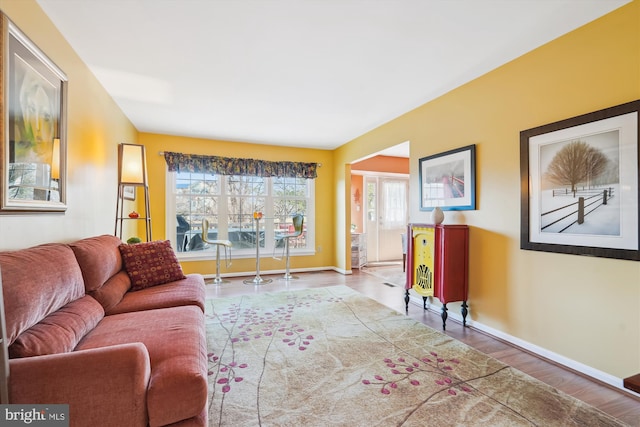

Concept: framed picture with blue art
[[0, 13, 68, 213], [419, 144, 476, 211], [520, 100, 640, 261]]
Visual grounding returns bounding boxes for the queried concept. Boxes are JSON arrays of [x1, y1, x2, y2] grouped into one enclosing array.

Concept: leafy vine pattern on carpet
[[204, 286, 627, 427], [206, 292, 343, 395], [362, 354, 474, 397]]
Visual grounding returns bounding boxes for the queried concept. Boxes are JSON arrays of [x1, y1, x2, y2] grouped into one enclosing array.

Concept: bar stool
[[277, 214, 304, 280], [201, 219, 232, 285]]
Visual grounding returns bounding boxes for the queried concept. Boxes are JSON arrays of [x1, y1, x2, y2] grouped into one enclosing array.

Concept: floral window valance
[[163, 151, 318, 179]]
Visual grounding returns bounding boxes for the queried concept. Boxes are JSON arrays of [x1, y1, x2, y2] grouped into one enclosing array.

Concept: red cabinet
[[404, 223, 469, 330]]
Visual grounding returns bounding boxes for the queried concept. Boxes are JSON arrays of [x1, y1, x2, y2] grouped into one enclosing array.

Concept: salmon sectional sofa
[[0, 235, 208, 427]]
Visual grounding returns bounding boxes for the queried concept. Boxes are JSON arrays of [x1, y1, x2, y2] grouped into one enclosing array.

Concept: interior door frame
[[357, 171, 409, 263]]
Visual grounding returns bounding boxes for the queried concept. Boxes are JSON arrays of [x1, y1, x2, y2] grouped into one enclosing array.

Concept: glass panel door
[[365, 176, 409, 262], [378, 178, 408, 261]]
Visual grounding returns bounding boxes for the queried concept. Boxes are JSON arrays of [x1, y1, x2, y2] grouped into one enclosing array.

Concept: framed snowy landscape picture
[[520, 100, 640, 261]]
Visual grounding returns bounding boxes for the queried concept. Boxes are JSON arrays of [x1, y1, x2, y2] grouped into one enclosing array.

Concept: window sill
[[177, 249, 316, 262]]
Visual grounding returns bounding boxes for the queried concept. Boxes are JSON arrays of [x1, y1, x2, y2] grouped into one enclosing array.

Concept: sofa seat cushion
[[76, 306, 207, 427], [105, 274, 205, 315], [0, 244, 86, 345], [119, 240, 186, 291], [9, 296, 104, 358]]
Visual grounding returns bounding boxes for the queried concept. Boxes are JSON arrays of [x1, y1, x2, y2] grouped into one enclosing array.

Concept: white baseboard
[[407, 294, 639, 398], [202, 266, 345, 281]]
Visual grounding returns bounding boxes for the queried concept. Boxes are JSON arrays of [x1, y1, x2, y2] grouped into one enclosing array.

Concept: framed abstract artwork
[[520, 100, 640, 261], [419, 144, 476, 211], [0, 13, 68, 213]]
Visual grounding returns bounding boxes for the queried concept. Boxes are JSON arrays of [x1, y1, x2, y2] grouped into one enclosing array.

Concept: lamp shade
[[118, 143, 147, 185], [51, 138, 60, 180]]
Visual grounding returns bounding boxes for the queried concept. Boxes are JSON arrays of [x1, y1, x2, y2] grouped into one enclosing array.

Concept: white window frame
[[166, 171, 315, 261]]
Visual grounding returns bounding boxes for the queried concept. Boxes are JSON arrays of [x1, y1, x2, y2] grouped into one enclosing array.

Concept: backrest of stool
[[291, 214, 304, 238]]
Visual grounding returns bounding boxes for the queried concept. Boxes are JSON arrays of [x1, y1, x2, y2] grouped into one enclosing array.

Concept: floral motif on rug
[[205, 286, 626, 427]]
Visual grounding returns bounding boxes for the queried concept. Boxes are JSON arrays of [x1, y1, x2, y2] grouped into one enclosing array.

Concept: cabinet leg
[[422, 296, 427, 310], [441, 303, 448, 330], [404, 290, 410, 313], [461, 301, 468, 327]]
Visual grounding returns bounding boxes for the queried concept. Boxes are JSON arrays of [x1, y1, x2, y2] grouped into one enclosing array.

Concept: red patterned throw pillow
[[119, 240, 186, 291]]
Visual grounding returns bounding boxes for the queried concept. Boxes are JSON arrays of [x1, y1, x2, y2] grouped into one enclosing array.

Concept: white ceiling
[[36, 0, 629, 156]]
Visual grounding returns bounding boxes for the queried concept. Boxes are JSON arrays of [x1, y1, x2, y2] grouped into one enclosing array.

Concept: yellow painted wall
[[0, 0, 138, 249], [335, 1, 640, 379], [139, 133, 334, 276]]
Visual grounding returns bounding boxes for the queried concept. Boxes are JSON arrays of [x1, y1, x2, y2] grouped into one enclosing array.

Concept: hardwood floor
[[205, 268, 640, 426]]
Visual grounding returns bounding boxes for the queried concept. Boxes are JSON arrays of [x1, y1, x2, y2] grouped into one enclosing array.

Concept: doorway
[[364, 175, 409, 262]]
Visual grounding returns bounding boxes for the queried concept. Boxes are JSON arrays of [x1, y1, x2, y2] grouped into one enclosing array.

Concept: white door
[[365, 177, 379, 261], [365, 176, 408, 262]]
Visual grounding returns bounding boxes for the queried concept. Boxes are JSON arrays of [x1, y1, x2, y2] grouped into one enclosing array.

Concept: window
[[166, 171, 314, 259], [381, 180, 407, 229]]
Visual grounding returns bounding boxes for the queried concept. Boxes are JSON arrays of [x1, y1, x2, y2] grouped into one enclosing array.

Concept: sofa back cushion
[[90, 270, 131, 313], [0, 244, 85, 345], [70, 235, 125, 292], [9, 295, 105, 358]]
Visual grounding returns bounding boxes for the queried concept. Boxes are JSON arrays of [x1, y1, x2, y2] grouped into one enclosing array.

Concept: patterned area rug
[[205, 286, 626, 426]]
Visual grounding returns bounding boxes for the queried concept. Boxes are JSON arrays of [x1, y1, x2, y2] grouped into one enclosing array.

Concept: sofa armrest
[[10, 343, 151, 427]]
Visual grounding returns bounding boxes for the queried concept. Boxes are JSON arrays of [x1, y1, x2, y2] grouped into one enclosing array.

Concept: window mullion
[[264, 177, 275, 251], [219, 176, 229, 238]]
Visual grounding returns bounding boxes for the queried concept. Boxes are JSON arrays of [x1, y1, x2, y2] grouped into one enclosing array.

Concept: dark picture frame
[[0, 13, 68, 213], [419, 144, 476, 211], [520, 100, 640, 261]]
